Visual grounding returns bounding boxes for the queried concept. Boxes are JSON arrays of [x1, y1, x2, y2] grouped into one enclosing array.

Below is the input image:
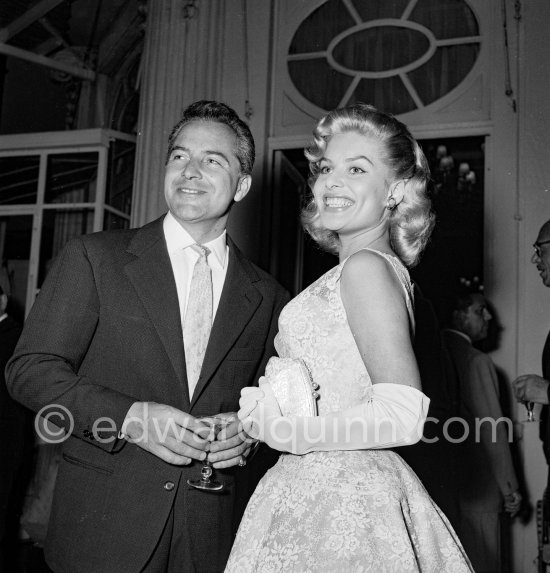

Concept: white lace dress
[[225, 251, 473, 572]]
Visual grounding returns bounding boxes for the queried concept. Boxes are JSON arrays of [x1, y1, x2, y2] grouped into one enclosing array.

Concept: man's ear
[[234, 174, 252, 203], [0, 293, 8, 314], [451, 309, 465, 330], [387, 179, 407, 206]]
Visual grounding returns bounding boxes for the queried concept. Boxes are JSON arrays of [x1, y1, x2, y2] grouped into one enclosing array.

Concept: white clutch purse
[[264, 357, 319, 417]]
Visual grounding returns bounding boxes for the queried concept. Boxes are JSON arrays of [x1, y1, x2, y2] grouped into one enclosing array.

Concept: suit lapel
[[124, 218, 191, 409], [190, 240, 262, 407]]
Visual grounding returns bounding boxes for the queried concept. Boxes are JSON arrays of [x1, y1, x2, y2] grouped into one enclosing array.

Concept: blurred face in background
[[532, 224, 550, 287], [454, 294, 492, 342]]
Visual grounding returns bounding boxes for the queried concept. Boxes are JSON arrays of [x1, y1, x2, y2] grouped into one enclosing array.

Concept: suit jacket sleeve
[[6, 238, 136, 452], [462, 352, 519, 496]]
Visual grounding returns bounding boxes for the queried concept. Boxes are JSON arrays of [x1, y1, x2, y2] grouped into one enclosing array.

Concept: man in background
[[443, 291, 522, 573], [513, 219, 550, 436], [513, 219, 550, 565]]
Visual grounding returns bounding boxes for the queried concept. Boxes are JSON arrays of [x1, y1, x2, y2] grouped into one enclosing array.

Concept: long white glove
[[239, 380, 430, 455]]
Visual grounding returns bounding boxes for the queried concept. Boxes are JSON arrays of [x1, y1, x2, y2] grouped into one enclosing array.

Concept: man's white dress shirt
[[163, 212, 229, 392]]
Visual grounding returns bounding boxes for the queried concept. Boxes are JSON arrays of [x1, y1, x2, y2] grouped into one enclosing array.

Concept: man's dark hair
[[166, 100, 255, 174], [450, 292, 476, 314]]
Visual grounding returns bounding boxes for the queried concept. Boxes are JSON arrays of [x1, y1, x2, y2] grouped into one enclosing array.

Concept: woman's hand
[[238, 379, 283, 441]]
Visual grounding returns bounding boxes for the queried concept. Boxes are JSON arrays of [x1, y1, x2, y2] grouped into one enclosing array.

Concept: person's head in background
[[532, 219, 550, 287], [450, 292, 492, 343]]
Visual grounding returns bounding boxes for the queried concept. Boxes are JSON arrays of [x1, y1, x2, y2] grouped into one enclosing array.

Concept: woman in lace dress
[[225, 104, 473, 572]]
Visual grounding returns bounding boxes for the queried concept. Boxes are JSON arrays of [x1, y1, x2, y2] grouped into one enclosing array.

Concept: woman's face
[[312, 130, 391, 238]]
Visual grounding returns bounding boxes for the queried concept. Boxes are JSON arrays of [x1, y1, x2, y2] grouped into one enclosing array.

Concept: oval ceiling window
[[287, 0, 481, 115]]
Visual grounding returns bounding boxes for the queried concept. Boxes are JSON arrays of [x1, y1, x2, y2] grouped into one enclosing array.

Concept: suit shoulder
[[454, 345, 495, 380], [233, 252, 288, 299], [468, 347, 494, 368], [228, 240, 287, 295], [70, 216, 165, 258], [249, 260, 288, 296], [247, 259, 279, 284], [51, 227, 148, 276], [78, 227, 140, 252]]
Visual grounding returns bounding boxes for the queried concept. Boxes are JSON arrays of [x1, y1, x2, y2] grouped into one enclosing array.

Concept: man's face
[[164, 120, 251, 242], [532, 226, 550, 287], [456, 294, 492, 342]]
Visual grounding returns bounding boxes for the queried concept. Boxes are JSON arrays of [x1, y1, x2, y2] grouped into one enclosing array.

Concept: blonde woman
[[226, 104, 473, 572]]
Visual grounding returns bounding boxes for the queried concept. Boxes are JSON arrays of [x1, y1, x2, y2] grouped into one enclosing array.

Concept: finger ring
[[238, 456, 247, 467]]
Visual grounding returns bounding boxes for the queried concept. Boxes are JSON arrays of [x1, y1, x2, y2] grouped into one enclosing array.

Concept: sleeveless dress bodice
[[225, 251, 473, 573], [274, 250, 414, 414]]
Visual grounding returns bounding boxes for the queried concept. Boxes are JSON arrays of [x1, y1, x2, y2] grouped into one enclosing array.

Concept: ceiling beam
[[0, 42, 95, 81], [35, 36, 63, 56], [0, 0, 66, 42]]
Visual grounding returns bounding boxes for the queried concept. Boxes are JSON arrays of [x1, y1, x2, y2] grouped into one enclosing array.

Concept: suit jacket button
[[164, 481, 175, 491]]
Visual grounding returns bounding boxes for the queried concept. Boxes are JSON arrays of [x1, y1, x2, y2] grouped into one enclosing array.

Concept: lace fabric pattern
[[274, 250, 413, 414], [226, 250, 473, 572]]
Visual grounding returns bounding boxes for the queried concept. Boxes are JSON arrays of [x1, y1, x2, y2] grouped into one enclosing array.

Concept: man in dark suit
[[443, 292, 522, 573], [6, 100, 288, 573], [0, 286, 27, 570], [513, 219, 550, 525]]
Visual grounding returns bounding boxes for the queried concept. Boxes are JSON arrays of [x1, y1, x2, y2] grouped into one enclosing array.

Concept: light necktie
[[183, 244, 213, 398]]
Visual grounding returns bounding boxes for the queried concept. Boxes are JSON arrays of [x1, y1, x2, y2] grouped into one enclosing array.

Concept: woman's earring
[[386, 196, 397, 211]]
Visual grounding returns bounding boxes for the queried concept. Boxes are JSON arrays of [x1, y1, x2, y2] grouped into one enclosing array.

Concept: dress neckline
[[340, 247, 405, 268]]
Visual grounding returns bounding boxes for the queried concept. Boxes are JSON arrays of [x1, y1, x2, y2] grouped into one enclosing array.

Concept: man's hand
[[512, 375, 550, 405], [208, 414, 256, 469], [121, 402, 210, 465], [504, 490, 522, 517]]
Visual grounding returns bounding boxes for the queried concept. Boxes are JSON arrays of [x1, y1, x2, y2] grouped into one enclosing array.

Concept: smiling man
[[7, 100, 288, 573]]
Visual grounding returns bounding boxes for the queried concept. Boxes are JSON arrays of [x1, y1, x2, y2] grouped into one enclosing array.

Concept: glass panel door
[[411, 135, 485, 324], [0, 129, 136, 316], [0, 156, 40, 205], [271, 150, 337, 295], [0, 214, 34, 322], [45, 152, 99, 204]]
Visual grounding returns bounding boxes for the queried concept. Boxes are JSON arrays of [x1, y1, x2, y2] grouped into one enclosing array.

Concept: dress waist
[[268, 449, 415, 495]]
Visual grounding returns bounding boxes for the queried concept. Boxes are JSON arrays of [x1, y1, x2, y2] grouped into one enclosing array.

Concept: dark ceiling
[[0, 0, 129, 79]]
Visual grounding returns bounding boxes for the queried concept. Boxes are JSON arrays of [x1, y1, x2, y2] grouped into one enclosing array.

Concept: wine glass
[[187, 414, 234, 492], [523, 401, 536, 422]]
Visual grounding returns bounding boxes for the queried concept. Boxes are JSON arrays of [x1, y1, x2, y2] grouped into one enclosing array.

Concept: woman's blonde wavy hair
[[301, 103, 435, 267]]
